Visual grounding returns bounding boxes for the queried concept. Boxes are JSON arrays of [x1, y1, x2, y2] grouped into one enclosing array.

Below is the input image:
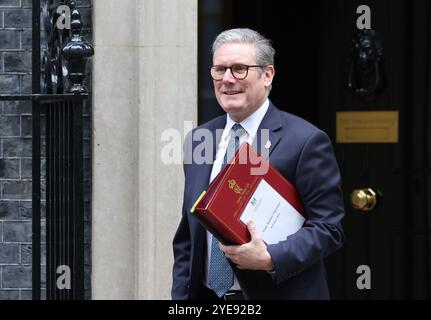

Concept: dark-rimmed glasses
[[209, 64, 264, 80]]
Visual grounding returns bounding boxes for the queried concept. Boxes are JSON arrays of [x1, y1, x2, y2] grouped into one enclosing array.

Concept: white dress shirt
[[204, 99, 270, 291]]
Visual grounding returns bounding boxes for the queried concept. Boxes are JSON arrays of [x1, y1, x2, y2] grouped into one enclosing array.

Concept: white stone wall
[[92, 0, 197, 299]]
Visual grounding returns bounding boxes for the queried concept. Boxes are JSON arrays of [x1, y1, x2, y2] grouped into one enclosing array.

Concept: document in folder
[[190, 142, 306, 245]]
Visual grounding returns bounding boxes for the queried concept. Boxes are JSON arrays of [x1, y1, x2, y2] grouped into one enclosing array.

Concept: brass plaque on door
[[336, 111, 399, 143]]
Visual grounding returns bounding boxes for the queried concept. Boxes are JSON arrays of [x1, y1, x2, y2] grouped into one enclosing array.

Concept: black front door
[[319, 0, 431, 299]]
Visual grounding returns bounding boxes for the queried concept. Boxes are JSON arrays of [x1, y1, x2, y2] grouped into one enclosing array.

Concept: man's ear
[[263, 65, 275, 86]]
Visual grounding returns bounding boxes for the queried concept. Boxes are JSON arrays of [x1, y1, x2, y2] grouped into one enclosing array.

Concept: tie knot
[[232, 123, 243, 132], [231, 123, 246, 138]]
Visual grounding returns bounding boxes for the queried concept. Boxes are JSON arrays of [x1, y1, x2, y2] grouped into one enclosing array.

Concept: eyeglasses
[[209, 64, 264, 80]]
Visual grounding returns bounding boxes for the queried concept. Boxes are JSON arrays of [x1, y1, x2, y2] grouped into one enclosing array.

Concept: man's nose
[[222, 68, 236, 82]]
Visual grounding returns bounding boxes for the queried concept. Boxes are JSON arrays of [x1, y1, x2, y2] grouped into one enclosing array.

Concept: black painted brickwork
[[0, 0, 93, 300]]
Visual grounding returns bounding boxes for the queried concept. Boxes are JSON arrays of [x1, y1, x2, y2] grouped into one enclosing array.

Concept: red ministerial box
[[190, 142, 306, 245]]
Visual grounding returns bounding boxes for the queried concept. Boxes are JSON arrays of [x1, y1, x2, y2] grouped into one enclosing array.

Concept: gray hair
[[211, 28, 275, 67]]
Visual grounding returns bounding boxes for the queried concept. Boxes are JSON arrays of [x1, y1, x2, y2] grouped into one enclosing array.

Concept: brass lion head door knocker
[[348, 29, 385, 98]]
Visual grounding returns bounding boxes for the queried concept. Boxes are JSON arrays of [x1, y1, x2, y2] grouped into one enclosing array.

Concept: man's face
[[213, 43, 274, 122]]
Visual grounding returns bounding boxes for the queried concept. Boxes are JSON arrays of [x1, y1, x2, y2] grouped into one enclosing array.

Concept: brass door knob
[[351, 188, 378, 211]]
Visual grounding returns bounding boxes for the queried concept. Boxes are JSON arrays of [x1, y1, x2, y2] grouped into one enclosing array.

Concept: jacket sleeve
[[267, 130, 345, 284], [171, 200, 192, 300], [171, 133, 194, 300]]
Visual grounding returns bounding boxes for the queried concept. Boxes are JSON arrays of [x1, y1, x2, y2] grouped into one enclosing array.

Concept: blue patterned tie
[[208, 123, 246, 297]]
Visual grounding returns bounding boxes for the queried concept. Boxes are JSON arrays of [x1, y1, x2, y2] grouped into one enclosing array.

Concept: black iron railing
[[45, 94, 85, 299], [0, 0, 93, 300]]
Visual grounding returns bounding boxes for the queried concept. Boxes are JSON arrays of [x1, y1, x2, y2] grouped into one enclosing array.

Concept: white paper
[[240, 179, 305, 244]]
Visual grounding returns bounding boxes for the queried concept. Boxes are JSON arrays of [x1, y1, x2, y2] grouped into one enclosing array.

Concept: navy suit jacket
[[172, 102, 345, 300]]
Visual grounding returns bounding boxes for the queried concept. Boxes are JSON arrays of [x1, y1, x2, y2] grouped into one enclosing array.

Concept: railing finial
[[62, 7, 94, 93]]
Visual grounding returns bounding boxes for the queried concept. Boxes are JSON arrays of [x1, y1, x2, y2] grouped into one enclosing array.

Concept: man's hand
[[220, 220, 274, 271]]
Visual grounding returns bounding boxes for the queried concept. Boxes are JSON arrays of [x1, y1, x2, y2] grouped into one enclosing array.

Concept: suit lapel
[[252, 102, 283, 159], [196, 116, 225, 192], [189, 116, 226, 233]]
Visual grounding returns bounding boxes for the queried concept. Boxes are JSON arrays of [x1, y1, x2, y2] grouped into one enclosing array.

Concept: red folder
[[190, 142, 306, 245]]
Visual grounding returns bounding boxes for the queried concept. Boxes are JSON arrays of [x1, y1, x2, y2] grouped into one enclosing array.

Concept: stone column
[[92, 0, 197, 299]]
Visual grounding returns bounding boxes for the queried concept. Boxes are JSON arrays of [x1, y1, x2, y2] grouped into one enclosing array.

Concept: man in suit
[[172, 28, 345, 300]]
